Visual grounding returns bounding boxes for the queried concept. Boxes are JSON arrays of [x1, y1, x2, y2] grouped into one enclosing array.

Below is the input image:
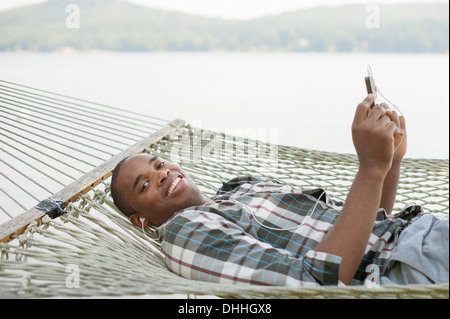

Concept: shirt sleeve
[[159, 210, 342, 287]]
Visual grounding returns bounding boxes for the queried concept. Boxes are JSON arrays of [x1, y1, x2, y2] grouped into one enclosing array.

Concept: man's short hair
[[110, 156, 136, 218]]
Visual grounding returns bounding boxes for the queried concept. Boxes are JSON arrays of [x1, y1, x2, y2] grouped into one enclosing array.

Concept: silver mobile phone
[[365, 66, 377, 108]]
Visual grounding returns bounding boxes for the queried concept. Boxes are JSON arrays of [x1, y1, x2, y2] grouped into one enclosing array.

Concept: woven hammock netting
[[0, 80, 448, 298]]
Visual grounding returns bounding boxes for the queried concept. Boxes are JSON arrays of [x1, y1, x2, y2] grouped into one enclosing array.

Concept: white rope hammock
[[0, 81, 448, 298], [0, 80, 168, 222]]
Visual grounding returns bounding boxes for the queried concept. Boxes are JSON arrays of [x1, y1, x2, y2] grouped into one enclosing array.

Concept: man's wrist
[[391, 158, 403, 169], [357, 165, 388, 182]]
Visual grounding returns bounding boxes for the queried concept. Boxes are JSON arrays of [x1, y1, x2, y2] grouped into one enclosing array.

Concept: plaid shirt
[[156, 176, 423, 287]]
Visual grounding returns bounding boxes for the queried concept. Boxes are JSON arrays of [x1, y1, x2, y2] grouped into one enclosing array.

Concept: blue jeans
[[380, 213, 449, 285]]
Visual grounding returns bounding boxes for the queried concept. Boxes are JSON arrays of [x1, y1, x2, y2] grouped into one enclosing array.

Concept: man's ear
[[130, 214, 148, 228]]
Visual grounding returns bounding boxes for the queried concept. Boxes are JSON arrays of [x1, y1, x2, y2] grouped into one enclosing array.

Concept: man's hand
[[376, 102, 407, 162], [390, 109, 407, 162], [377, 103, 407, 215], [351, 95, 400, 177]]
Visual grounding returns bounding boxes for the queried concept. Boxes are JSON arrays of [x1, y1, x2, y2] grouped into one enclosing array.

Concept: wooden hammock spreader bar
[[0, 119, 186, 243]]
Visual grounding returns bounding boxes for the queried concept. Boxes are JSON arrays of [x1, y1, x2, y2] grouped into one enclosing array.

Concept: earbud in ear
[[138, 217, 151, 241]]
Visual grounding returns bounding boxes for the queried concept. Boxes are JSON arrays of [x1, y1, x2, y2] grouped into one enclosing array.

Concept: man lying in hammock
[[110, 94, 449, 287]]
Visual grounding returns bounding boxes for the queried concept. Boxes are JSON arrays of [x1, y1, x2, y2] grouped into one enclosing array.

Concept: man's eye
[[141, 181, 149, 192], [157, 161, 166, 169]]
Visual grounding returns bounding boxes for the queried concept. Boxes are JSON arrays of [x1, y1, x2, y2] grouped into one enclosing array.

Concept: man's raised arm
[[315, 95, 399, 285]]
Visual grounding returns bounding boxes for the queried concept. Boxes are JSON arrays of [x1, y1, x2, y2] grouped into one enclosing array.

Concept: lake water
[[0, 51, 449, 159]]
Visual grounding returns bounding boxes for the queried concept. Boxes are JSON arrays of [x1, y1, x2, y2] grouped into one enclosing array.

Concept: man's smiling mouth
[[166, 176, 183, 197]]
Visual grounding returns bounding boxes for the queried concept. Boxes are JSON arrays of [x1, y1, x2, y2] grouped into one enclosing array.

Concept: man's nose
[[156, 168, 170, 185]]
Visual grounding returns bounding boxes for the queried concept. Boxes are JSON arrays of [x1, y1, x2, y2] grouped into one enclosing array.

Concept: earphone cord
[[140, 220, 155, 242], [140, 219, 166, 259], [376, 86, 406, 153], [369, 64, 406, 153], [250, 190, 328, 232]]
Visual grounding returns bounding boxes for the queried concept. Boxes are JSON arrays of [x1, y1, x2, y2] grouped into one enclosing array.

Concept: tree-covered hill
[[0, 0, 448, 52]]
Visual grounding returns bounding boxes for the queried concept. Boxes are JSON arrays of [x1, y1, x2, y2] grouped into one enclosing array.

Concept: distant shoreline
[[1, 1, 448, 53], [0, 49, 449, 55]]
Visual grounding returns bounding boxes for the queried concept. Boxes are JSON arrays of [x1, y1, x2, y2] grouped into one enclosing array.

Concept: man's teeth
[[167, 177, 181, 196]]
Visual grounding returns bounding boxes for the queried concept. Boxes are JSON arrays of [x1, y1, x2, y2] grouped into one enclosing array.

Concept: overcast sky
[[0, 0, 448, 18]]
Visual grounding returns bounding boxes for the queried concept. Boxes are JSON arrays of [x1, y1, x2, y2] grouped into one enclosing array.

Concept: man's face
[[115, 154, 204, 226]]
